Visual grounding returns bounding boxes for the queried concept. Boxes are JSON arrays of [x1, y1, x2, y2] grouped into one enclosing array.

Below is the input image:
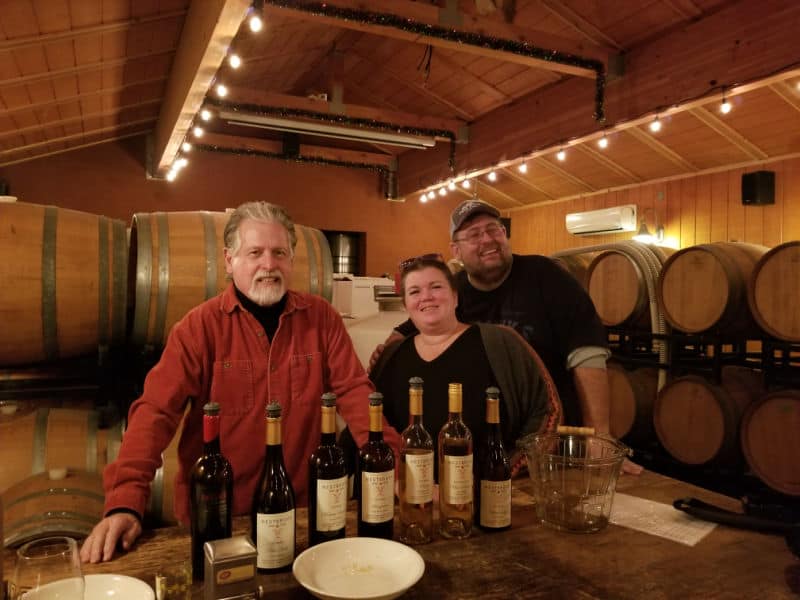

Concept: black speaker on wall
[[741, 170, 775, 205]]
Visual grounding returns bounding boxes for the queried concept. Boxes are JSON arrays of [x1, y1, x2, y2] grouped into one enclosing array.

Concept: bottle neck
[[266, 417, 281, 446], [203, 414, 221, 453]]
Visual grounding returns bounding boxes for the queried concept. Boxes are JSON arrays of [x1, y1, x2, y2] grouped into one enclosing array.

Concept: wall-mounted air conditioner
[[565, 205, 638, 236]]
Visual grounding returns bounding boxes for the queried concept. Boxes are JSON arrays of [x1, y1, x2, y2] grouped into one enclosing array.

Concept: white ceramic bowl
[[20, 574, 154, 599], [293, 537, 425, 600]]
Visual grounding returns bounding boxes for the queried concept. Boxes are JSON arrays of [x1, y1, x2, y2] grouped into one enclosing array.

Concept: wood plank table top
[[3, 470, 798, 599]]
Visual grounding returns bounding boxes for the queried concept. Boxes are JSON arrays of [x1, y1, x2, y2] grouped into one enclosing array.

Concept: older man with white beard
[[81, 201, 399, 564]]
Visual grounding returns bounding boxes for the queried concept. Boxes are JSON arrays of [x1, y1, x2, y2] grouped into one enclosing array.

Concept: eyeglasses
[[398, 253, 444, 275], [453, 222, 506, 245]]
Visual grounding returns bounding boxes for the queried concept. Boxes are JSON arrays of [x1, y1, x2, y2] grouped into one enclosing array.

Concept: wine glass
[[10, 536, 84, 599]]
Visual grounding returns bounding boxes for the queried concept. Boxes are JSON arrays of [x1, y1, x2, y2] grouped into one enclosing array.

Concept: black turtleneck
[[234, 286, 287, 342]]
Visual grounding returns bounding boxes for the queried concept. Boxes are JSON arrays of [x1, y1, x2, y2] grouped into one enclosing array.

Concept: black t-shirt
[[396, 254, 607, 424], [373, 325, 495, 481]]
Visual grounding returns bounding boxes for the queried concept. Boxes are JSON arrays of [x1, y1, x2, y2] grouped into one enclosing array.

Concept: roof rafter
[[687, 106, 768, 161], [624, 126, 698, 172]]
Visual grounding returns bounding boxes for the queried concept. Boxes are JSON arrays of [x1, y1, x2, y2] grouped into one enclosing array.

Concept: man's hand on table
[[80, 513, 142, 563]]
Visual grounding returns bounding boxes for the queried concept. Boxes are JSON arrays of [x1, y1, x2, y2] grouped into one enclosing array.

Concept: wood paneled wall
[[0, 135, 457, 277], [506, 157, 800, 255]]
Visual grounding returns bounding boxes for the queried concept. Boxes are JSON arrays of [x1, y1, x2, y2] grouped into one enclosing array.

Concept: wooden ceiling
[[2, 0, 799, 210]]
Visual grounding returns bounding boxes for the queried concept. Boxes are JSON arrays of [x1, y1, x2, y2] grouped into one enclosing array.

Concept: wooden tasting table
[[3, 470, 797, 599]]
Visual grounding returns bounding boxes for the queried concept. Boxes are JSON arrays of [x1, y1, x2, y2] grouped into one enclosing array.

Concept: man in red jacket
[[81, 201, 400, 563]]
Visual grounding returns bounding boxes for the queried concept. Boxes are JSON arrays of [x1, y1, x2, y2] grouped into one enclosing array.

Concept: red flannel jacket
[[103, 284, 400, 525]]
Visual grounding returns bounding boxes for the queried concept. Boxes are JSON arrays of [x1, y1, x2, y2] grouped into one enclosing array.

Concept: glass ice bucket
[[521, 427, 631, 533]]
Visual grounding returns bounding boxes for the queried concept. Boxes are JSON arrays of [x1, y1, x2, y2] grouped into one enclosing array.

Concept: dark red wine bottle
[[357, 392, 395, 539]]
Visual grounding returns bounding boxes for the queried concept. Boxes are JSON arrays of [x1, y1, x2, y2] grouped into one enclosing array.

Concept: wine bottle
[[252, 402, 296, 572], [357, 392, 395, 539], [476, 387, 511, 531], [438, 382, 474, 539], [190, 401, 234, 580], [308, 392, 348, 546], [398, 376, 434, 544]]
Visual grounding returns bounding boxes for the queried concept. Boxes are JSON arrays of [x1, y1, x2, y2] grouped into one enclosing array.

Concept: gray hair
[[223, 202, 297, 256]]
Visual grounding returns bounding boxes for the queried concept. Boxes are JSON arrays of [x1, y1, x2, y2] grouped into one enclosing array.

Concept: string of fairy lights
[[416, 87, 741, 204], [162, 1, 800, 206]]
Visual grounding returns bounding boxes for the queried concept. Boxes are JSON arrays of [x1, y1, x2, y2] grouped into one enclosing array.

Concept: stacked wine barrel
[[0, 200, 336, 544], [570, 240, 800, 499]]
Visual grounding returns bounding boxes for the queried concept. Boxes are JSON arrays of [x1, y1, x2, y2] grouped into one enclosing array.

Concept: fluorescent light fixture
[[219, 110, 437, 149]]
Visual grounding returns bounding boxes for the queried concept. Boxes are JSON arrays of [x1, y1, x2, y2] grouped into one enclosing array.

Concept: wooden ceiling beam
[[687, 106, 768, 161], [0, 49, 175, 88], [0, 131, 148, 168], [432, 52, 512, 106], [659, 0, 704, 21], [574, 144, 642, 183], [473, 180, 525, 206], [264, 0, 610, 78], [536, 0, 623, 51], [0, 76, 168, 118], [0, 118, 155, 160], [199, 132, 395, 166], [624, 126, 698, 172], [534, 157, 596, 192], [0, 9, 187, 51], [151, 0, 251, 177], [501, 167, 556, 200], [222, 87, 465, 136], [0, 100, 162, 141], [768, 81, 800, 114], [348, 49, 475, 121]]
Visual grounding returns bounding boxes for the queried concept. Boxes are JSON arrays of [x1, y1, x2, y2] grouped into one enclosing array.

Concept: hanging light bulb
[[216, 84, 228, 98], [166, 169, 178, 182], [719, 95, 732, 114], [200, 109, 212, 121], [597, 135, 609, 149], [427, 191, 436, 200], [462, 178, 471, 189], [175, 157, 189, 169], [448, 181, 456, 191], [556, 149, 566, 161], [420, 193, 428, 203], [193, 126, 204, 138], [249, 0, 264, 32], [439, 187, 447, 196], [487, 170, 497, 182], [649, 116, 662, 133], [228, 54, 242, 69], [181, 141, 192, 153], [518, 162, 528, 174]]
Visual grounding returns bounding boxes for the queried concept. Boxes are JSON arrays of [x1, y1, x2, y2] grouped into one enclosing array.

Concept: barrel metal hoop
[[148, 463, 165, 523], [132, 213, 153, 347], [31, 408, 49, 474], [41, 206, 58, 361], [298, 226, 319, 296], [4, 486, 106, 511], [153, 213, 171, 344], [111, 219, 128, 344], [202, 211, 218, 300], [97, 216, 110, 346]]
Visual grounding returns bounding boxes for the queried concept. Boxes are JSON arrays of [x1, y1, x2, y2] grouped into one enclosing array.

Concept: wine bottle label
[[256, 509, 295, 569], [316, 476, 348, 531], [442, 454, 473, 504], [361, 470, 394, 523], [480, 479, 511, 528], [404, 452, 433, 503]]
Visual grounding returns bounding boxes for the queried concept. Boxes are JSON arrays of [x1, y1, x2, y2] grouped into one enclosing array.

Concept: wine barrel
[[747, 241, 800, 342], [740, 389, 800, 497], [657, 242, 768, 335], [653, 366, 763, 466], [2, 470, 105, 548], [587, 248, 673, 328], [0, 202, 128, 365], [607, 363, 658, 444], [551, 252, 597, 289], [128, 211, 333, 349], [0, 405, 122, 494]]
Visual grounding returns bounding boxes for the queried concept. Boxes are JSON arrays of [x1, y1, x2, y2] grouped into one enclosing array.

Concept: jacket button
[[223, 362, 231, 368]]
